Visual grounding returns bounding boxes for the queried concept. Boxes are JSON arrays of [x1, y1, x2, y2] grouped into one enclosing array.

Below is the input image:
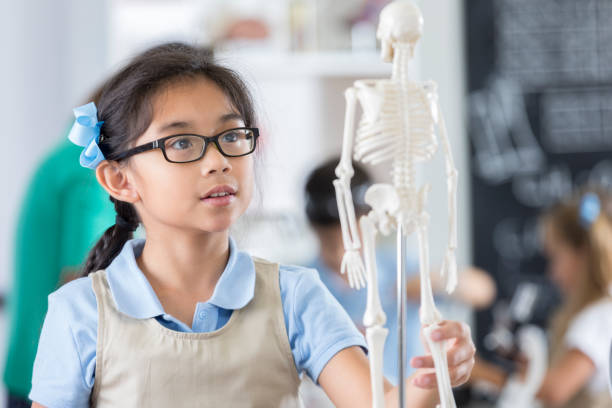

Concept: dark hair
[[82, 42, 256, 277], [304, 157, 371, 226]]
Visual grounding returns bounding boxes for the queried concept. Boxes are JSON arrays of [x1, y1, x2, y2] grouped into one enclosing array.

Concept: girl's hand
[[410, 320, 476, 389]]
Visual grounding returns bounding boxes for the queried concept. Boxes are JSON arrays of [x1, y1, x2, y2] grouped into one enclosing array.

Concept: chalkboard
[[465, 0, 612, 360]]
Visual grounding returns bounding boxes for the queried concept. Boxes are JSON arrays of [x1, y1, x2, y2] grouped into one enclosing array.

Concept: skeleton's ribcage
[[353, 81, 438, 166]]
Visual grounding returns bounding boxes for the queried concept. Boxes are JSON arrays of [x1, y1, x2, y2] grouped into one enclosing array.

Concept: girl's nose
[[201, 143, 232, 175]]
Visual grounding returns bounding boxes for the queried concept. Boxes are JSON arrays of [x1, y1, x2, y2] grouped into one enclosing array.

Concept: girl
[[472, 189, 612, 407], [29, 42, 474, 408], [536, 189, 612, 407]]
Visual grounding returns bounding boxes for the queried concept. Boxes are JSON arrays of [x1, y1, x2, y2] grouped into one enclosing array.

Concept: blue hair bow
[[67, 102, 105, 169], [579, 192, 600, 228]]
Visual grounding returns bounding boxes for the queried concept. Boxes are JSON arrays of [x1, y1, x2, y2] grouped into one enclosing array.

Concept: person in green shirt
[[3, 135, 115, 407]]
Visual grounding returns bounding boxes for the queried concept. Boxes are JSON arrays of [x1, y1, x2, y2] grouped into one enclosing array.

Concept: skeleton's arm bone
[[334, 87, 361, 251], [436, 97, 458, 293], [334, 87, 366, 289], [337, 87, 358, 178]]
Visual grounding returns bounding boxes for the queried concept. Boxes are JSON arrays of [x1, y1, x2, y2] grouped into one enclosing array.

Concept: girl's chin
[[198, 219, 236, 233]]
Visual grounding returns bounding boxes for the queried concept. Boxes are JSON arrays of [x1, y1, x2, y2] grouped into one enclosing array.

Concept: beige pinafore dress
[[89, 257, 303, 408]]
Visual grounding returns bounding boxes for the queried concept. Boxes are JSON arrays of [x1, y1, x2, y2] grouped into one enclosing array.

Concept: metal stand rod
[[397, 225, 407, 408]]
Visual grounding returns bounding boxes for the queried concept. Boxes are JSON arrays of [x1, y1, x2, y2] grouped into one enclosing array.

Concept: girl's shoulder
[[574, 297, 612, 323], [278, 263, 319, 278], [53, 274, 95, 298], [277, 263, 330, 300], [564, 298, 612, 393], [566, 297, 612, 355], [49, 275, 98, 326], [251, 256, 319, 281]]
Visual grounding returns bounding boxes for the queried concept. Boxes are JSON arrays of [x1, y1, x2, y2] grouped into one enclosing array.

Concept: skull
[[376, 0, 424, 62]]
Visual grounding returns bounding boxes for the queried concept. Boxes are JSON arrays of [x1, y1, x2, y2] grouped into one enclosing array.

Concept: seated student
[[304, 157, 495, 384], [472, 188, 612, 407]]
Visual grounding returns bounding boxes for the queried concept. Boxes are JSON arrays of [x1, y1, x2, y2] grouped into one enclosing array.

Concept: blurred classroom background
[[1, 0, 611, 407]]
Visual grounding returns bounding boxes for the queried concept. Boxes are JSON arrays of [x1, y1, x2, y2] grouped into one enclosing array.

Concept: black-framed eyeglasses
[[111, 127, 259, 163]]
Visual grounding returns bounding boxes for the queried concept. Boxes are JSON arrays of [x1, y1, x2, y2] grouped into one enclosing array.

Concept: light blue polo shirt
[[29, 238, 366, 408]]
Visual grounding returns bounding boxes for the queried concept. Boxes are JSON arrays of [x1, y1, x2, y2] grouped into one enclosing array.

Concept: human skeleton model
[[333, 1, 458, 407]]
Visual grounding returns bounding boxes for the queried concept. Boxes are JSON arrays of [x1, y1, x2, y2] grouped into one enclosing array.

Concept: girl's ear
[[95, 160, 139, 203]]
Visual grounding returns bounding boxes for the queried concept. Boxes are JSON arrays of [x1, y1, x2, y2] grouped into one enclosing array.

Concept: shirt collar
[[105, 237, 256, 319]]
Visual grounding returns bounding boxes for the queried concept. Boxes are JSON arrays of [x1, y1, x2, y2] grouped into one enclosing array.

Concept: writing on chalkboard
[[512, 165, 572, 208], [575, 159, 612, 188], [469, 77, 545, 185], [493, 159, 612, 264], [541, 87, 612, 154], [493, 217, 540, 263], [495, 0, 612, 87], [512, 159, 612, 208]]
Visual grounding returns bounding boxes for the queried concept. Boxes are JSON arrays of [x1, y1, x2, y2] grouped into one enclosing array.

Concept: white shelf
[[217, 50, 393, 78]]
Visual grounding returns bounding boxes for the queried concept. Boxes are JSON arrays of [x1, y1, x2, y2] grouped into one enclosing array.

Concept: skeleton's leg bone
[[416, 221, 456, 408], [416, 219, 440, 325], [423, 324, 456, 408], [360, 214, 386, 328], [360, 214, 388, 408], [366, 326, 389, 408]]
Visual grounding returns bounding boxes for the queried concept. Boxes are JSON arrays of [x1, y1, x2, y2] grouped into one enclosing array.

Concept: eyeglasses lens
[[164, 129, 255, 162]]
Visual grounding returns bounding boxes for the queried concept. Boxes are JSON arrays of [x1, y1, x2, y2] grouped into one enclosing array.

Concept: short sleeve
[[280, 266, 367, 383], [565, 300, 612, 375], [29, 279, 98, 408]]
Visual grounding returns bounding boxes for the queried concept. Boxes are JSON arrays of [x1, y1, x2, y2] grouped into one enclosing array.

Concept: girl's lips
[[203, 184, 237, 198], [201, 193, 235, 207]]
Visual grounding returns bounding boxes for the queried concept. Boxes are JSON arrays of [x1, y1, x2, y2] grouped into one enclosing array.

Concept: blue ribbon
[[579, 192, 600, 228], [67, 102, 105, 169]]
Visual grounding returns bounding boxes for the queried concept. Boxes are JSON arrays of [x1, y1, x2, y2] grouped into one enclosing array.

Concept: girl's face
[[126, 77, 254, 235], [542, 223, 587, 295]]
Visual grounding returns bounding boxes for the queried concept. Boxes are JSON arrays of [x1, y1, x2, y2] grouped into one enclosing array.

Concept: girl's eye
[[221, 131, 240, 143], [169, 137, 193, 150]]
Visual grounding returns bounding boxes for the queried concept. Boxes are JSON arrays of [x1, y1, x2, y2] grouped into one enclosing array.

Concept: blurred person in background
[[303, 157, 496, 384], [3, 87, 115, 408], [471, 187, 612, 407]]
